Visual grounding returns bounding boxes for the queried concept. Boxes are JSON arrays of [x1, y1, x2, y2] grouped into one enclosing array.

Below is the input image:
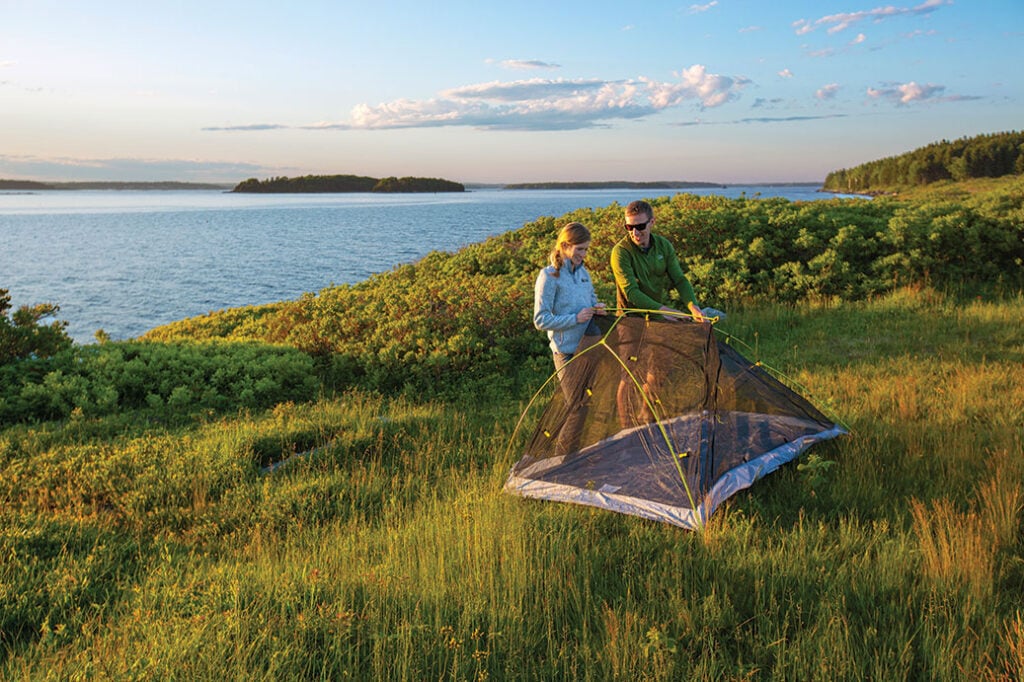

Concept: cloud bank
[[794, 0, 951, 36], [816, 83, 841, 100], [689, 1, 718, 13], [494, 59, 561, 70], [0, 154, 271, 182], [206, 65, 751, 133], [865, 80, 979, 105]]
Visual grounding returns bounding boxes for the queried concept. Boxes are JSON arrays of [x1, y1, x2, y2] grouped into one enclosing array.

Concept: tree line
[[823, 130, 1024, 193], [0, 180, 230, 190], [231, 174, 464, 193]]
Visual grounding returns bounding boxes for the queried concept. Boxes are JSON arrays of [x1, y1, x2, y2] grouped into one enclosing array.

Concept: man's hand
[[687, 303, 707, 323]]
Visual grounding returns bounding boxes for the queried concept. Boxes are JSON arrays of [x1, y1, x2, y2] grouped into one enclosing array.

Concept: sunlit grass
[[2, 288, 1022, 680]]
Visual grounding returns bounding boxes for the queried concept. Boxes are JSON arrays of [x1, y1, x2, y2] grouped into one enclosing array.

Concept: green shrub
[[0, 340, 318, 425], [138, 187, 1024, 399], [0, 289, 73, 364]]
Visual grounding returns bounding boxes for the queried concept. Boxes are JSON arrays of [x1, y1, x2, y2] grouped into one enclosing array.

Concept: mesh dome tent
[[504, 314, 847, 530]]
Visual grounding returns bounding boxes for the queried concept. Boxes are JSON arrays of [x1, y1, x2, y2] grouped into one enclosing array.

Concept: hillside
[[136, 177, 1024, 399]]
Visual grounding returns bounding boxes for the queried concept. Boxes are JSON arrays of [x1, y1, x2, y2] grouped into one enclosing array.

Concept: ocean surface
[[0, 185, 861, 343]]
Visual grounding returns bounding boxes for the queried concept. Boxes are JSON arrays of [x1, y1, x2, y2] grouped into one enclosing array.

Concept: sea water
[[0, 186, 860, 343]]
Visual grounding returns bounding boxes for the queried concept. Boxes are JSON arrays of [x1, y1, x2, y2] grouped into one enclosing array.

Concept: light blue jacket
[[533, 262, 598, 355]]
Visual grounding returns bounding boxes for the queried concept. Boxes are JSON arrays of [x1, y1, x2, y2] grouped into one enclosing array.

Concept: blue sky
[[1, 0, 1021, 183]]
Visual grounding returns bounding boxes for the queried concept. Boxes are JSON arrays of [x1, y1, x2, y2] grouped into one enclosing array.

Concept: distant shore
[[500, 180, 726, 190], [469, 181, 823, 190], [2, 178, 827, 193], [0, 180, 233, 191]]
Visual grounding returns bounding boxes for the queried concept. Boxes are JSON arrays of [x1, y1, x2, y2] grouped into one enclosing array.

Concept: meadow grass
[[1, 287, 1022, 680]]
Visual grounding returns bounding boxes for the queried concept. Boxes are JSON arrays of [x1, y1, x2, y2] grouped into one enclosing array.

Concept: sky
[[1, 0, 1021, 184]]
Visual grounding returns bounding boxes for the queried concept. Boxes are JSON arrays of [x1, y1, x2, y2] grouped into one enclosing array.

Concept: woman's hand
[[576, 303, 607, 323]]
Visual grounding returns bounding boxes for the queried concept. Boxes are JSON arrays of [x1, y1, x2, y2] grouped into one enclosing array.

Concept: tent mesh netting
[[505, 315, 846, 529]]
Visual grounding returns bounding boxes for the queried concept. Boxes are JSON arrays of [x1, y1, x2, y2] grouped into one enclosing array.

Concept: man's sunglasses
[[624, 221, 650, 232]]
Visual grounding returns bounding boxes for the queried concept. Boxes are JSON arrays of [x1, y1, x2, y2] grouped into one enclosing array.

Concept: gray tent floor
[[514, 411, 829, 509]]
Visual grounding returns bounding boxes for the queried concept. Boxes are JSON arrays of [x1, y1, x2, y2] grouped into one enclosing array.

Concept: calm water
[[0, 185, 854, 343]]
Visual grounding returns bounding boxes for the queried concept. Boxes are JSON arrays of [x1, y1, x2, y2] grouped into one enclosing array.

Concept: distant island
[[503, 181, 725, 190], [231, 175, 465, 193], [0, 180, 232, 191]]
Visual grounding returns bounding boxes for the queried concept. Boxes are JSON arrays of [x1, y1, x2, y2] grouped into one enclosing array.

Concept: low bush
[[0, 341, 318, 425], [0, 288, 73, 364], [141, 183, 1024, 400]]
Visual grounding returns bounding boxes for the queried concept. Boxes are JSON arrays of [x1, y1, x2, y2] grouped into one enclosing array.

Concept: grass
[[854, 174, 1024, 202], [1, 287, 1022, 680]]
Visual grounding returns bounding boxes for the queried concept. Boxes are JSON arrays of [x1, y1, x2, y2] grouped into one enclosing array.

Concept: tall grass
[[1, 288, 1022, 680]]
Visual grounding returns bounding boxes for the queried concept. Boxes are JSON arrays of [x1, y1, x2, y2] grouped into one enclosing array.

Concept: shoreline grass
[[2, 286, 1022, 680]]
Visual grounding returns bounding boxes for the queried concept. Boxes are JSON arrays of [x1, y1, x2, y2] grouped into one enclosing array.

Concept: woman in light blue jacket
[[533, 222, 607, 375]]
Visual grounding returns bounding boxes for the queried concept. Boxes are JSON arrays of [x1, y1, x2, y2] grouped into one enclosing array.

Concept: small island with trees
[[231, 174, 465, 193]]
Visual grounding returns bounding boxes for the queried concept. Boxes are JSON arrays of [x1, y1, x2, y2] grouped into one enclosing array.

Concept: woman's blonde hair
[[548, 222, 591, 276]]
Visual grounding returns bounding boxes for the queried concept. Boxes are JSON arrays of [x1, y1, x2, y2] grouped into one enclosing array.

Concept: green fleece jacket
[[610, 233, 698, 315]]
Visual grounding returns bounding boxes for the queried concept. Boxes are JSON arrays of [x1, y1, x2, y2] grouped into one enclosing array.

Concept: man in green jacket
[[610, 199, 705, 425], [610, 199, 705, 322]]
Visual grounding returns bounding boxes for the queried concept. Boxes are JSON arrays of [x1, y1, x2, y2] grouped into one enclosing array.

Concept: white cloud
[[673, 113, 848, 126], [442, 78, 607, 102], [866, 81, 945, 104], [816, 83, 841, 100], [739, 26, 762, 33], [689, 1, 718, 13], [778, 69, 794, 78], [347, 98, 470, 129], [806, 47, 836, 58], [209, 65, 750, 133], [202, 123, 291, 131], [644, 65, 749, 109], [318, 81, 656, 132], [497, 59, 561, 71], [794, 0, 952, 36], [851, 33, 867, 44]]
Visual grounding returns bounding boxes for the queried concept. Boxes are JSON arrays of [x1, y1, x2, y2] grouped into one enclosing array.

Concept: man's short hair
[[625, 200, 653, 220]]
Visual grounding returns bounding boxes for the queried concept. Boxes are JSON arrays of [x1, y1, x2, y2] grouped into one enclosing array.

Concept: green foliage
[[372, 176, 465, 193], [142, 183, 1024, 399], [824, 130, 1024, 193], [0, 179, 51, 190], [232, 174, 377, 193], [797, 453, 836, 494], [0, 289, 73, 364], [0, 340, 318, 425]]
